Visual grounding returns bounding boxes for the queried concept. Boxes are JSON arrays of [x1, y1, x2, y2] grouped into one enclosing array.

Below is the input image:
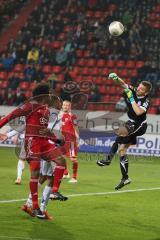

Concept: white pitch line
[[0, 187, 160, 204]]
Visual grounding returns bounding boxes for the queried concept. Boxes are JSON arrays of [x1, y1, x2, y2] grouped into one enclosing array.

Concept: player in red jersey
[[0, 83, 67, 219], [59, 100, 79, 183]]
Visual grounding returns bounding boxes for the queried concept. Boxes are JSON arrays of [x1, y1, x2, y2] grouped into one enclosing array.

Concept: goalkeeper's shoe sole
[[96, 159, 111, 167], [115, 178, 131, 190]]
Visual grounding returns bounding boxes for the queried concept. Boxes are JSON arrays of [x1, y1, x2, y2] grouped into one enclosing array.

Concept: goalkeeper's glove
[[124, 88, 135, 104], [108, 73, 120, 83]]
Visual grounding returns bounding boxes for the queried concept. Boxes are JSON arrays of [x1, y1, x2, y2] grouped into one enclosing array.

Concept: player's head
[[136, 81, 152, 97], [32, 83, 50, 103], [62, 100, 71, 112]]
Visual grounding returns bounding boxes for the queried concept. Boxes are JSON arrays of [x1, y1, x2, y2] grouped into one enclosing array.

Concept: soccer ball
[[108, 21, 124, 36]]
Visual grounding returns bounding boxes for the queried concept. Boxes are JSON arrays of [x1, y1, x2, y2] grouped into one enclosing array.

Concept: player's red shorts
[[64, 141, 78, 158], [25, 136, 64, 163]]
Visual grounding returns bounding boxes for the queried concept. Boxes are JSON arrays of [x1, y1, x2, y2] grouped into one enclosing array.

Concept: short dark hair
[[141, 81, 152, 93], [32, 83, 50, 97]]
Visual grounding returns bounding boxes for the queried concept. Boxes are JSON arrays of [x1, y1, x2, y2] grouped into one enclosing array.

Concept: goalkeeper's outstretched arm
[[108, 73, 128, 89]]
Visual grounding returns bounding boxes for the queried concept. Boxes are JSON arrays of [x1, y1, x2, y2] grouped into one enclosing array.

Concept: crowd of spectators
[[0, 0, 28, 33], [0, 0, 160, 107]]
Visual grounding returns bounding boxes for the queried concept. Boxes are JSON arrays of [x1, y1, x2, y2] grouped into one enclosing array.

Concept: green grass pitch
[[0, 147, 160, 240]]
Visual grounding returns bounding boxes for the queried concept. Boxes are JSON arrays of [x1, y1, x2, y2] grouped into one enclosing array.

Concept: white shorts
[[19, 140, 26, 160], [40, 160, 56, 177]]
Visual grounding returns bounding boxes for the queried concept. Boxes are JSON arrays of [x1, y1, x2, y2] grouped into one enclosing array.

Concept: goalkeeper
[[97, 73, 152, 190]]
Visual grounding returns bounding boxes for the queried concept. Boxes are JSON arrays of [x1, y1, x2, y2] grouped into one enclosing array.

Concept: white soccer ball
[[109, 21, 124, 36]]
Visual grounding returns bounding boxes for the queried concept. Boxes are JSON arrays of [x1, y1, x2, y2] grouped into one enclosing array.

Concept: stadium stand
[[0, 0, 160, 113]]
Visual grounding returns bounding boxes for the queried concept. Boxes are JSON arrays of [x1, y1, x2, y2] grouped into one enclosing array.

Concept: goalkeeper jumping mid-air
[[97, 73, 152, 190]]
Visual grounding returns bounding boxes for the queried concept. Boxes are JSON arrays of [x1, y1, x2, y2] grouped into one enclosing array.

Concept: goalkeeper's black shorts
[[115, 120, 147, 145]]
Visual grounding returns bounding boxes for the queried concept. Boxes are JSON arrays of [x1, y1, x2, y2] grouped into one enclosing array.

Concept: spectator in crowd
[[88, 85, 101, 102], [24, 64, 36, 82], [48, 72, 58, 89], [16, 44, 28, 63], [8, 73, 20, 90], [33, 65, 44, 82], [56, 46, 68, 66], [27, 48, 39, 63], [2, 53, 15, 71]]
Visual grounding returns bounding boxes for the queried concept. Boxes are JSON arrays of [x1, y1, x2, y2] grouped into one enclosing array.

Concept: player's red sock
[[29, 178, 39, 210], [52, 165, 65, 192], [63, 161, 69, 175], [72, 159, 78, 179]]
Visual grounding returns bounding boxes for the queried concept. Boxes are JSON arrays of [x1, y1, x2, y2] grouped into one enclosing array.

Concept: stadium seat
[[97, 59, 106, 67], [136, 61, 144, 68], [0, 80, 8, 88], [0, 71, 7, 80], [7, 72, 14, 79], [86, 58, 96, 67], [95, 76, 103, 84], [83, 50, 91, 58], [73, 66, 81, 74], [106, 60, 115, 68], [129, 69, 137, 77], [43, 65, 52, 74], [102, 95, 111, 102], [86, 10, 94, 18], [148, 107, 158, 114], [77, 58, 86, 66], [24, 90, 32, 98], [63, 25, 72, 32], [152, 98, 160, 106], [99, 85, 106, 94], [52, 66, 61, 74], [51, 41, 61, 49], [75, 75, 83, 82], [151, 22, 160, 29], [154, 4, 160, 13], [116, 60, 125, 68], [19, 82, 30, 90], [120, 69, 128, 77], [108, 4, 117, 11], [18, 72, 25, 80], [58, 33, 66, 41], [94, 11, 103, 19], [57, 74, 64, 82], [90, 67, 99, 76], [30, 82, 37, 89], [101, 68, 109, 76], [126, 60, 135, 68], [14, 64, 24, 72], [81, 67, 90, 75], [149, 13, 156, 21], [76, 50, 84, 58]]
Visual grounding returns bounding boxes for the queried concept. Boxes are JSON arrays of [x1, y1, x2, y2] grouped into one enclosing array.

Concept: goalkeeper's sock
[[107, 142, 119, 162], [120, 155, 129, 179]]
